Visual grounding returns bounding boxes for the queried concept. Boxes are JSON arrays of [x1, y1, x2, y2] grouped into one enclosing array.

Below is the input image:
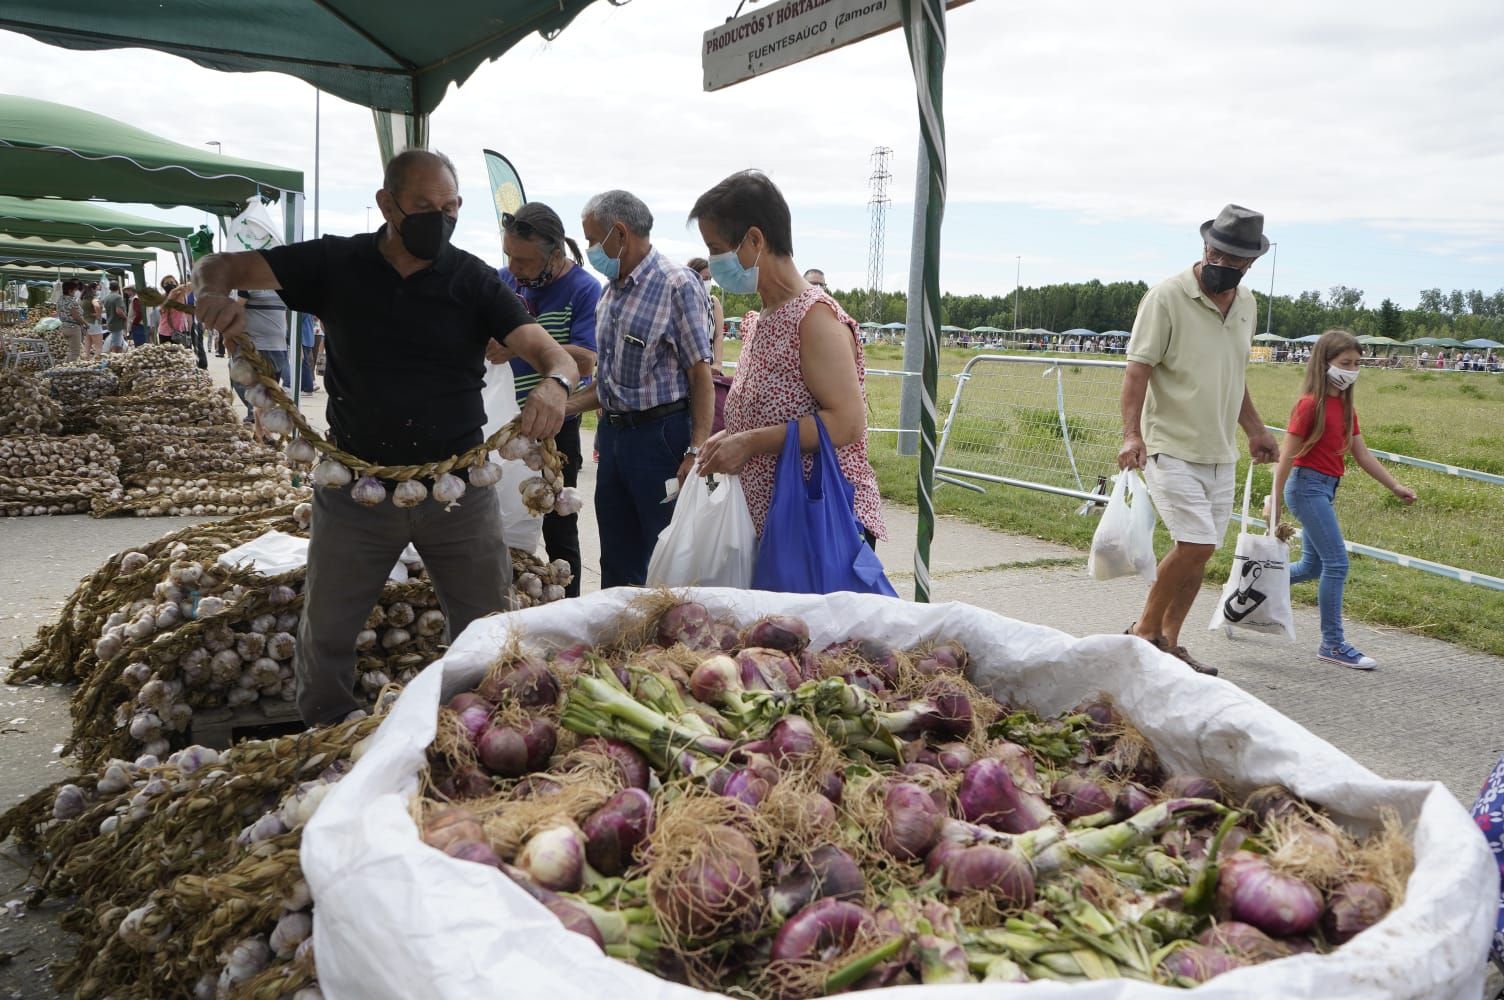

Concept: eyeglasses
[[501, 212, 536, 238], [1204, 248, 1254, 268]]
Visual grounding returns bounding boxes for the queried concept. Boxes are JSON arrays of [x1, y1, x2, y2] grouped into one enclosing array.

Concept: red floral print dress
[[723, 287, 887, 541]]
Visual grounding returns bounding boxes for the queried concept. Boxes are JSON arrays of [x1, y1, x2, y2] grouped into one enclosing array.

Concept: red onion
[[477, 653, 547, 704], [709, 622, 741, 652], [719, 766, 773, 807], [545, 899, 604, 949], [742, 615, 810, 654], [736, 648, 800, 691], [817, 769, 845, 805], [958, 758, 1053, 833], [1160, 943, 1244, 983], [1321, 880, 1391, 945], [497, 659, 561, 708], [1163, 774, 1223, 803], [421, 806, 483, 852], [552, 641, 591, 668], [881, 782, 943, 861], [477, 719, 556, 777], [933, 843, 1035, 907], [827, 637, 902, 685], [437, 767, 493, 799], [933, 742, 975, 774], [649, 824, 762, 940], [1216, 853, 1323, 937], [1049, 773, 1114, 821], [1244, 785, 1300, 824], [1113, 782, 1156, 820], [843, 666, 890, 694], [447, 692, 493, 715], [578, 737, 650, 790], [912, 639, 969, 675], [768, 845, 866, 919], [991, 742, 1044, 794], [656, 602, 715, 649], [582, 787, 655, 876], [1072, 696, 1122, 731], [770, 898, 872, 963], [1198, 921, 1294, 962], [766, 716, 819, 761], [518, 824, 587, 892], [442, 839, 501, 867], [453, 705, 491, 745]]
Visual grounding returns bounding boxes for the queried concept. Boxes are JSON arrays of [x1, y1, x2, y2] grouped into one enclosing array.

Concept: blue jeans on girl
[[1284, 466, 1347, 648]]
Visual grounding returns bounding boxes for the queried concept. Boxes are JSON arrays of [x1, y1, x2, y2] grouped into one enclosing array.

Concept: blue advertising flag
[[484, 149, 527, 240]]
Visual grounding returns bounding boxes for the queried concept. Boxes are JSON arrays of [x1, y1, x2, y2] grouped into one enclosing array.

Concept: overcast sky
[[3, 0, 1502, 312]]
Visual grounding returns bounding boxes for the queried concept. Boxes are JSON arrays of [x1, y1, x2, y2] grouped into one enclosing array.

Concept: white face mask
[[702, 278, 714, 293], [1327, 365, 1359, 390]]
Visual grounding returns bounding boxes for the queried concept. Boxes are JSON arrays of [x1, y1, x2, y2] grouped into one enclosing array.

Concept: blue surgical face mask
[[587, 225, 622, 281], [707, 234, 761, 294]]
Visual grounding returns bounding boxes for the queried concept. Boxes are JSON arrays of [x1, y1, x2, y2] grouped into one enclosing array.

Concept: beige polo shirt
[[1125, 265, 1257, 465]]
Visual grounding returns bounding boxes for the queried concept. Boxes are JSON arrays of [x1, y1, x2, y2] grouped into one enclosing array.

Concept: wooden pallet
[[189, 697, 305, 750]]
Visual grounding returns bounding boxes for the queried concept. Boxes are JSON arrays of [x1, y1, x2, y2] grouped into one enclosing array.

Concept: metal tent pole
[[900, 0, 947, 604], [285, 192, 305, 407]]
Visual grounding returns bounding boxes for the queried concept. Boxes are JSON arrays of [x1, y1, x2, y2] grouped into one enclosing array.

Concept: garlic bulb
[[244, 383, 274, 409], [270, 911, 313, 959], [119, 551, 150, 574], [380, 628, 411, 650], [350, 476, 386, 506], [520, 477, 556, 513], [392, 479, 427, 508], [467, 459, 503, 488], [498, 435, 532, 461], [523, 449, 545, 471], [228, 358, 258, 386], [354, 629, 378, 653], [286, 437, 318, 466], [553, 486, 583, 516], [543, 584, 566, 603], [432, 473, 466, 509], [415, 609, 446, 637], [311, 459, 352, 488], [259, 407, 294, 437], [195, 595, 227, 619], [385, 602, 415, 627], [293, 501, 313, 528], [53, 784, 87, 820]]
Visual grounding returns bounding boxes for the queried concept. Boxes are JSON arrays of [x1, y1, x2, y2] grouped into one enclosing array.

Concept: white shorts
[[1143, 453, 1235, 547]]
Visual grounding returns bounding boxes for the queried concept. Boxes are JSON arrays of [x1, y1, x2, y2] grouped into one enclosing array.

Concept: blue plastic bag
[[751, 416, 898, 597]]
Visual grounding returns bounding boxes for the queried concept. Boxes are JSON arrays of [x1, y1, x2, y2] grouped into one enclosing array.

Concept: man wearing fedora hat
[[1117, 204, 1280, 676]]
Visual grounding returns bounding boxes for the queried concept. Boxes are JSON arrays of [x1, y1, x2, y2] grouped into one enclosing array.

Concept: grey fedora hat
[[1200, 204, 1269, 258]]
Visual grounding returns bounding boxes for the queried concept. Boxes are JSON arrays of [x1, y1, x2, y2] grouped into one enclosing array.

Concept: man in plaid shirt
[[568, 189, 715, 587]]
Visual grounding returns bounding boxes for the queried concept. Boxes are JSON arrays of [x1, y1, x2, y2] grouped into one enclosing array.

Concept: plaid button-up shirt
[[595, 247, 713, 413]]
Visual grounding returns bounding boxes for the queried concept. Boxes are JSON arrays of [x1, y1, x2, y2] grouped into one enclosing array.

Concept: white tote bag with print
[[1208, 465, 1296, 640]]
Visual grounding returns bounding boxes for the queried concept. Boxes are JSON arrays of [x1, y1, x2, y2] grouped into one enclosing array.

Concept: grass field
[[722, 341, 1504, 656]]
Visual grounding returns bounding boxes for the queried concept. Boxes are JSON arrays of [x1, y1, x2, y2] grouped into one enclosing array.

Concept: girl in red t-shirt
[[1270, 329, 1416, 670]]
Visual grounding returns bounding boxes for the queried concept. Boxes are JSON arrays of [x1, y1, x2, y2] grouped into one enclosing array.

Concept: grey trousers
[[296, 481, 512, 725]]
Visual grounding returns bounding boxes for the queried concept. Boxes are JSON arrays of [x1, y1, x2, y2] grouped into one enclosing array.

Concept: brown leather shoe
[[1125, 624, 1173, 654], [1170, 645, 1218, 677]]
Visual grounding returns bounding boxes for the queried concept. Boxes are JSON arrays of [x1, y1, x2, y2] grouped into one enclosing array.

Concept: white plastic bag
[[1209, 466, 1296, 641], [305, 589, 1494, 1000], [225, 199, 284, 252], [1088, 470, 1158, 582], [217, 529, 411, 582], [479, 361, 545, 553], [645, 472, 757, 588]]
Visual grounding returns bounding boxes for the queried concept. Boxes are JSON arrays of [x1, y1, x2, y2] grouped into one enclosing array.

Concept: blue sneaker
[[1318, 643, 1377, 671]]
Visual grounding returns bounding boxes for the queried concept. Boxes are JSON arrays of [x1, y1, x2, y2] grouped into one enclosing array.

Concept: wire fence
[[934, 356, 1127, 502]]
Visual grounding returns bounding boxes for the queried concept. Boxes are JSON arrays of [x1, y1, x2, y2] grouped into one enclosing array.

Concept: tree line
[[716, 281, 1504, 342]]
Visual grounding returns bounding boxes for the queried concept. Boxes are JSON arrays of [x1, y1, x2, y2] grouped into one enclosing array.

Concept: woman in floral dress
[[690, 170, 886, 547]]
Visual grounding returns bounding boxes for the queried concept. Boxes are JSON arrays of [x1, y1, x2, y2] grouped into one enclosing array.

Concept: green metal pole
[[901, 0, 946, 603]]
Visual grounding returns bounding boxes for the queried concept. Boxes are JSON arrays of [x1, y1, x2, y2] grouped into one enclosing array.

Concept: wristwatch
[[684, 445, 701, 458], [544, 373, 572, 394]]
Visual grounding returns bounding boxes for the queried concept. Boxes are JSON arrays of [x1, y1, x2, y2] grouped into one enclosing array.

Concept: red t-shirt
[[1288, 394, 1359, 478]]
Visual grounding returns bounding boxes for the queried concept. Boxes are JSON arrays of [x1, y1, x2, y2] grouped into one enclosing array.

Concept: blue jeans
[[1284, 466, 1348, 648], [594, 408, 691, 588], [300, 346, 316, 393]]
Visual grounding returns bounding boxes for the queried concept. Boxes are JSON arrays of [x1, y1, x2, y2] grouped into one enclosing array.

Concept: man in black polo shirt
[[194, 149, 577, 726]]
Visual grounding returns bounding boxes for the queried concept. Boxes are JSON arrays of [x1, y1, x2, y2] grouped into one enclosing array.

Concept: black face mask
[[514, 259, 556, 289], [1200, 262, 1245, 294], [394, 205, 457, 261]]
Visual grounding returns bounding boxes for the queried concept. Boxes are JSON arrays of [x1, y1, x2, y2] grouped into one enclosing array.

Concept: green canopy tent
[[0, 95, 302, 215], [0, 94, 305, 390], [1253, 332, 1288, 343], [1464, 338, 1504, 350], [1357, 335, 1404, 346], [0, 239, 153, 288], [0, 195, 193, 251], [0, 3, 603, 162]]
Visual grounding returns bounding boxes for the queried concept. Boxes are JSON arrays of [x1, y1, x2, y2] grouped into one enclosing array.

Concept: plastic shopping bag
[[1208, 465, 1296, 640], [645, 471, 757, 588], [1087, 470, 1158, 582], [750, 416, 897, 597], [479, 362, 545, 553]]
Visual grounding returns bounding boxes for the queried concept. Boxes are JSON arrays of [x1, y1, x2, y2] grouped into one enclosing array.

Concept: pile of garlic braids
[[227, 344, 574, 517]]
